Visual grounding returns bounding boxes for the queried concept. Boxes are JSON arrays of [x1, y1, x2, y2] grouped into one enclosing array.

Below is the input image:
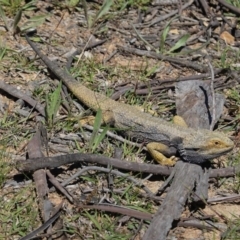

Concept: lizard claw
[[161, 156, 178, 166]]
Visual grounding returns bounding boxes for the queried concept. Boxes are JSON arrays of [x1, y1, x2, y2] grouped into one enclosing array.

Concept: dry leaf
[[220, 31, 235, 45], [169, 29, 179, 34]]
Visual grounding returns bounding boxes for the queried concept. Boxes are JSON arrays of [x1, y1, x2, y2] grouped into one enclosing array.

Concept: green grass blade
[[0, 5, 10, 31], [20, 14, 48, 32], [92, 0, 113, 26], [12, 9, 22, 33], [0, 0, 10, 6], [92, 125, 109, 152], [158, 16, 179, 53], [21, 0, 37, 11], [46, 81, 62, 127], [84, 211, 102, 230], [0, 45, 7, 60], [160, 25, 170, 53], [88, 109, 102, 150], [82, 0, 90, 28], [168, 34, 190, 53], [68, 0, 80, 8]]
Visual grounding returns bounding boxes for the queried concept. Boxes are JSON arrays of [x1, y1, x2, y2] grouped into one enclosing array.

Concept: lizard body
[[26, 36, 234, 165]]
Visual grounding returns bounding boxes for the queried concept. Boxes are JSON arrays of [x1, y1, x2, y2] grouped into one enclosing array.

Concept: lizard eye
[[214, 141, 219, 145]]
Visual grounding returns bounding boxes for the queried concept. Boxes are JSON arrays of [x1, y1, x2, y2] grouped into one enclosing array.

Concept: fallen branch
[[16, 152, 171, 175], [76, 203, 152, 220], [118, 46, 208, 72], [0, 80, 45, 116], [16, 152, 238, 179], [142, 161, 204, 240]]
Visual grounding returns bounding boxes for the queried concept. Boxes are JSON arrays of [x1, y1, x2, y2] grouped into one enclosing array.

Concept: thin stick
[[207, 60, 216, 131], [60, 166, 155, 197], [148, 0, 194, 26], [216, 0, 240, 15]]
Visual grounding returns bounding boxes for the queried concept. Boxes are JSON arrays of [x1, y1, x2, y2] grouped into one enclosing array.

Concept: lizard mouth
[[198, 146, 233, 160]]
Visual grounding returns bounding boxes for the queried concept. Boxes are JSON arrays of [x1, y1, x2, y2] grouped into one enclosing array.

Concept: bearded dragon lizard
[[26, 36, 234, 166]]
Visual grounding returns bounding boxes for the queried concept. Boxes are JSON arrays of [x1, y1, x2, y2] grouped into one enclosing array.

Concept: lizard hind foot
[[173, 116, 188, 127], [79, 116, 96, 126]]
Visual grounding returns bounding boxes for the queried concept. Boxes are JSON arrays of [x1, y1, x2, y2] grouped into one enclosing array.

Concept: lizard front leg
[[146, 142, 178, 166], [145, 116, 187, 166]]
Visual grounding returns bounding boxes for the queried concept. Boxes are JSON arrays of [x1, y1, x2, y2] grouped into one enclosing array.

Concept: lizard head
[[184, 130, 234, 160]]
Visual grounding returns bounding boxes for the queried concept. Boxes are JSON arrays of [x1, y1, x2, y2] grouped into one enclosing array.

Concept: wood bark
[[142, 162, 204, 240]]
